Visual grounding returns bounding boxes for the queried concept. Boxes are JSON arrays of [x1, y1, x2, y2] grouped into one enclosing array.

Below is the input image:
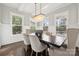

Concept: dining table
[[40, 33, 66, 48], [29, 31, 67, 48]]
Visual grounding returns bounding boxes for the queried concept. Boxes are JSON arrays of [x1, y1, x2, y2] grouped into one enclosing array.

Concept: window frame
[[11, 12, 24, 35], [54, 10, 69, 35], [56, 17, 67, 34]]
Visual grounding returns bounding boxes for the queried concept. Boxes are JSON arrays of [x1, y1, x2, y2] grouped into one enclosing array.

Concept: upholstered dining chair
[[49, 28, 78, 56], [23, 29, 31, 56], [29, 34, 47, 56], [23, 34, 30, 45]]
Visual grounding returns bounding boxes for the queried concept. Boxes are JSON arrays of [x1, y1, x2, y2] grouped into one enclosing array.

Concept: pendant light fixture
[[32, 3, 45, 22]]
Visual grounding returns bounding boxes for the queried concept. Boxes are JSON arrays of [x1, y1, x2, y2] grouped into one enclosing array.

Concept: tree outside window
[[56, 17, 66, 34], [43, 19, 49, 31], [12, 15, 22, 34], [30, 21, 36, 32]]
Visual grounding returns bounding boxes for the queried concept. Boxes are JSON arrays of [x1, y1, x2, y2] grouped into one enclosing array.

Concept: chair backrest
[[23, 29, 31, 45], [29, 34, 44, 52], [35, 30, 43, 40], [23, 34, 30, 45], [26, 29, 31, 35], [67, 28, 78, 49]]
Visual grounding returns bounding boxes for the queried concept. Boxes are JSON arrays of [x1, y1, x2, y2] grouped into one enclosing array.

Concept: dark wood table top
[[39, 33, 66, 48], [30, 31, 67, 48]]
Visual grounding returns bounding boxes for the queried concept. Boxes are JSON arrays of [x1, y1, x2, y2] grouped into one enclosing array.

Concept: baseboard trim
[[1, 41, 24, 48]]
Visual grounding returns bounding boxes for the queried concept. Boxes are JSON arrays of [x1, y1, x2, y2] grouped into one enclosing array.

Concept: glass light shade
[[32, 14, 45, 22]]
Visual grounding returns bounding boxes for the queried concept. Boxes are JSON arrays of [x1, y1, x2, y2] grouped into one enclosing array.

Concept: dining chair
[[29, 34, 47, 56], [23, 29, 31, 56], [49, 28, 78, 56], [23, 34, 30, 45]]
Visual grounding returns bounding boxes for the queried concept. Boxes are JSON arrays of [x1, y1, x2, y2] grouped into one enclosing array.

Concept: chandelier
[[32, 3, 45, 22]]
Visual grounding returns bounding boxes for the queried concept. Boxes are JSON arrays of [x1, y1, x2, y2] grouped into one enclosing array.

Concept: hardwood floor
[[0, 41, 79, 56], [0, 41, 25, 56]]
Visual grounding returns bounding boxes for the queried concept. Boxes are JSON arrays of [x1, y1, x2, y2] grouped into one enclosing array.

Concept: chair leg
[[45, 49, 47, 56], [41, 52, 42, 56], [36, 52, 38, 56], [31, 50, 33, 56], [46, 49, 49, 56]]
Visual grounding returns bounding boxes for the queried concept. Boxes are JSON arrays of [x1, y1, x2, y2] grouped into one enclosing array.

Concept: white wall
[[0, 4, 31, 45], [48, 4, 78, 28], [0, 28, 1, 47], [48, 4, 79, 47], [76, 4, 79, 47], [0, 3, 79, 47], [48, 14, 56, 35], [0, 23, 1, 47]]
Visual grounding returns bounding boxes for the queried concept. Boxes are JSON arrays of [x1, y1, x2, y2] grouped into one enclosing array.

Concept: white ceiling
[[3, 3, 71, 15]]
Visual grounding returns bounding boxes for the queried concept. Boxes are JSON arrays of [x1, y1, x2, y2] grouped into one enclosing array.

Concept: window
[[43, 19, 49, 26], [56, 17, 66, 34], [12, 15, 22, 34], [30, 21, 36, 32], [43, 19, 49, 31]]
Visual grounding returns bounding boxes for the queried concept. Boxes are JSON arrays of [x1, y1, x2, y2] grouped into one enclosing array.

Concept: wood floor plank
[[0, 41, 79, 56]]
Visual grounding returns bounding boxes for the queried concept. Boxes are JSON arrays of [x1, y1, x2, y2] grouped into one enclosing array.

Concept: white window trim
[[10, 12, 24, 35]]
